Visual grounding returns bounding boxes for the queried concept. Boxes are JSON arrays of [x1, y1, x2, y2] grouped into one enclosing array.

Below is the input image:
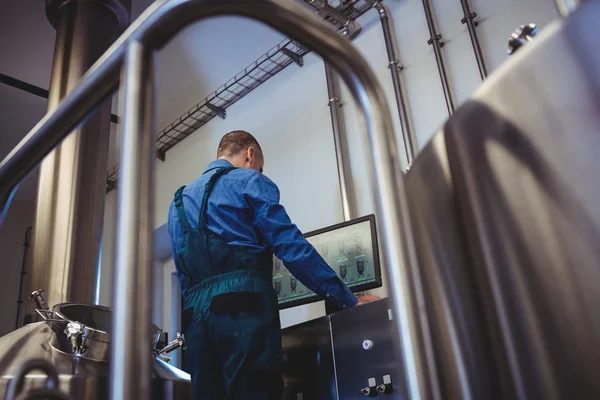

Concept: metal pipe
[[0, 1, 430, 398], [554, 0, 586, 17], [365, 0, 417, 164], [459, 0, 488, 80], [109, 41, 155, 400], [324, 62, 356, 221], [14, 227, 32, 329], [421, 0, 455, 115], [25, 0, 127, 314]]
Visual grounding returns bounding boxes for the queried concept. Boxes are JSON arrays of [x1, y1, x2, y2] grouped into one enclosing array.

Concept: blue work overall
[[173, 167, 283, 400]]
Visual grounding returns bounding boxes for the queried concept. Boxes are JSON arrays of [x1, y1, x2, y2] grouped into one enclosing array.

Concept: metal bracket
[[461, 11, 479, 26], [281, 48, 304, 67], [206, 103, 226, 119], [327, 97, 340, 106], [387, 59, 404, 71], [427, 34, 444, 47]]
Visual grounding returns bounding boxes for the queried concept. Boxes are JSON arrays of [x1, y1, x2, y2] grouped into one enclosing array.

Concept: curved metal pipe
[[366, 0, 417, 164], [0, 0, 429, 398]]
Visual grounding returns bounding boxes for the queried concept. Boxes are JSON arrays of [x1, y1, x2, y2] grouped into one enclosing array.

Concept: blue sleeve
[[243, 173, 358, 309]]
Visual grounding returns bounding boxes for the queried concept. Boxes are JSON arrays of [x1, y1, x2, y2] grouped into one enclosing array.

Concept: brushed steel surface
[[26, 0, 124, 313], [330, 298, 407, 400], [443, 3, 600, 398], [282, 316, 336, 400], [0, 323, 190, 399], [110, 41, 156, 400], [404, 133, 497, 400]]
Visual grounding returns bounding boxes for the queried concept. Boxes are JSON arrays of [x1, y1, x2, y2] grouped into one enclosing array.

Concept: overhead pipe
[[0, 1, 433, 398], [364, 0, 417, 164], [324, 61, 356, 221], [421, 0, 456, 116], [459, 0, 488, 80]]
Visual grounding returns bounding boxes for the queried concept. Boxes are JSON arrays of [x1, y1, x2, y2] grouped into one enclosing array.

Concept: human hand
[[356, 295, 381, 306]]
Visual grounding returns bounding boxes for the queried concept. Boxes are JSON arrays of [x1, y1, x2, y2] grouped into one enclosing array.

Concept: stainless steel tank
[[0, 303, 191, 399]]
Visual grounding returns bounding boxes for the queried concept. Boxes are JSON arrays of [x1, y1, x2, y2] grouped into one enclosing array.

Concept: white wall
[[99, 0, 560, 328]]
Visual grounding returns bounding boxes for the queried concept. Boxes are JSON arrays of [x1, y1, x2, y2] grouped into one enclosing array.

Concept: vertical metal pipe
[[421, 0, 456, 116], [459, 0, 489, 80], [325, 62, 356, 221], [371, 2, 418, 164], [110, 41, 155, 400], [15, 227, 32, 329], [26, 0, 128, 314]]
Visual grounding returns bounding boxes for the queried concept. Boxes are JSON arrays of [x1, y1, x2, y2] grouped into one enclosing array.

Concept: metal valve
[[29, 289, 49, 310], [154, 332, 186, 357], [507, 23, 537, 55], [64, 321, 86, 354]]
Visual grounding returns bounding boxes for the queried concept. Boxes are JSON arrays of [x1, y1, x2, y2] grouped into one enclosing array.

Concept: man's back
[[169, 159, 357, 309], [167, 131, 357, 400], [168, 158, 271, 258]]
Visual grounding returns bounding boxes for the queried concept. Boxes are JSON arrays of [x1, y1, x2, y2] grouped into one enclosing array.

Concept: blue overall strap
[[173, 186, 191, 232], [198, 167, 237, 228]]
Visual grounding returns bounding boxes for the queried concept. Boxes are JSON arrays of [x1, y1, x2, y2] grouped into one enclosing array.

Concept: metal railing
[[0, 0, 431, 399]]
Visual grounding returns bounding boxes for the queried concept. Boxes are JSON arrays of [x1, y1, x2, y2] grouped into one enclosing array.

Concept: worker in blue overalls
[[168, 130, 372, 399]]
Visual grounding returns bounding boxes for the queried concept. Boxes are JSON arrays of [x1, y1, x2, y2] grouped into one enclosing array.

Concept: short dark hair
[[217, 130, 262, 158]]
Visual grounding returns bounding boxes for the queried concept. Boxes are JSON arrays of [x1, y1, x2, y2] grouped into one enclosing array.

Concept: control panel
[[273, 215, 381, 309]]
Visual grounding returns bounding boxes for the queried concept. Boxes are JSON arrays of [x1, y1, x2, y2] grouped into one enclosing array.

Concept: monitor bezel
[[277, 214, 382, 310]]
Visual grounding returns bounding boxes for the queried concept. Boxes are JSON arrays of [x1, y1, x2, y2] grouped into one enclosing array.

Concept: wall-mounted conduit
[[105, 0, 372, 192], [459, 0, 488, 80], [421, 0, 455, 116]]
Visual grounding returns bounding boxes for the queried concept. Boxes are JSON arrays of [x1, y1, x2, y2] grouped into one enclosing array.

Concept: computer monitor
[[274, 214, 382, 310]]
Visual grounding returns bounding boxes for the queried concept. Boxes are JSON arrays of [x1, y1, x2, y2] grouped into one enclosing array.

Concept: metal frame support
[[422, 0, 455, 116], [324, 62, 355, 222], [364, 0, 417, 164], [281, 48, 304, 67], [459, 0, 488, 80], [206, 103, 226, 119], [110, 41, 155, 400]]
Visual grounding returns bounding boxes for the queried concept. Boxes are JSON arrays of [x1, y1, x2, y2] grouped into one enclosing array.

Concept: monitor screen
[[273, 214, 381, 309]]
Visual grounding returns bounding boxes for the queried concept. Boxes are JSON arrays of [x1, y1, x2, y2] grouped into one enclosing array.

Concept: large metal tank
[[0, 303, 191, 399]]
